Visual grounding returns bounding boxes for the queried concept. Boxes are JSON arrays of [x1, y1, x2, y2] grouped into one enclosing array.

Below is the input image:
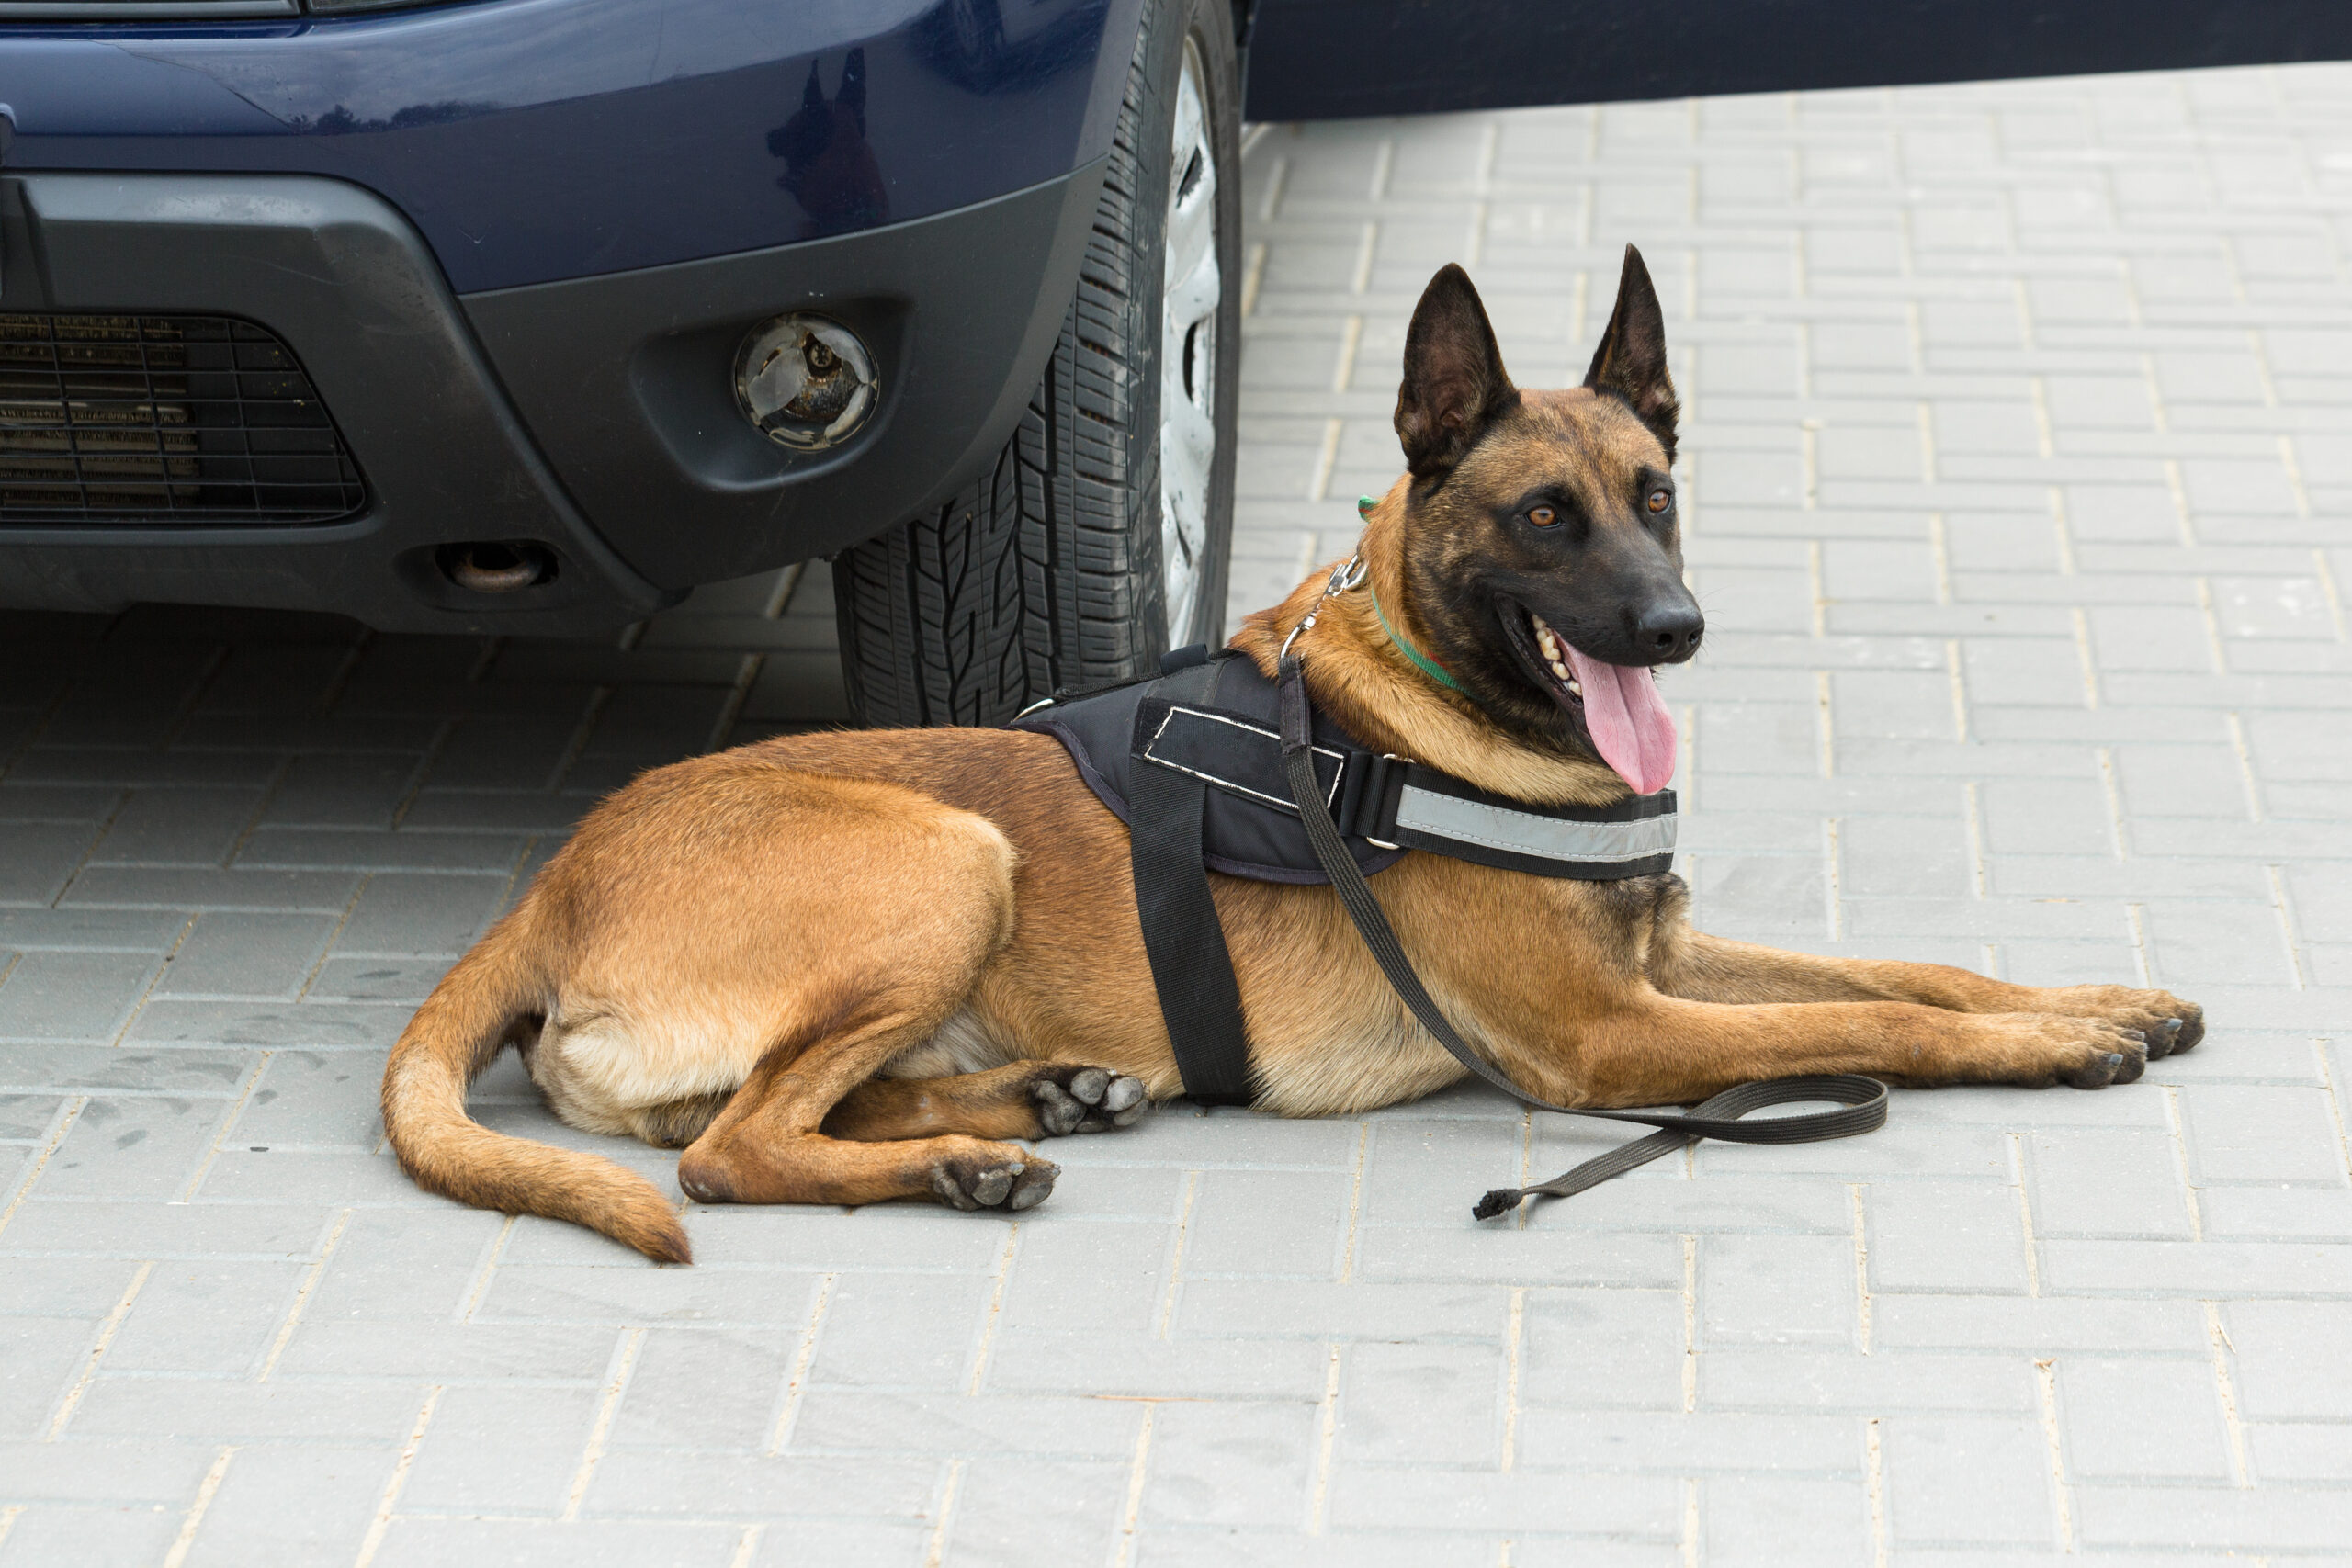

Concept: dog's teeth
[[1548, 660, 1569, 679], [1567, 681, 1583, 696]]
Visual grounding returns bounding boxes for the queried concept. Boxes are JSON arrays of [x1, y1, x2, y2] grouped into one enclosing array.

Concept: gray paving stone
[[331, 872, 510, 958], [91, 789, 264, 869], [2042, 1238, 2352, 1298], [2057, 1355, 2233, 1483], [399, 1382, 601, 1517], [1519, 1289, 1685, 1411], [2177, 1084, 2349, 1185], [1, 1199, 331, 1260], [1883, 1415, 2054, 1548], [65, 1376, 424, 1442], [33, 1094, 224, 1201], [1141, 1399, 1317, 1529], [1338, 1339, 1500, 1466], [105, 1260, 305, 1376], [0, 1315, 92, 1438], [0, 824, 100, 907], [1701, 1349, 2037, 1415], [180, 1441, 388, 1568], [1182, 1167, 1351, 1276], [1521, 1409, 1860, 1476], [1864, 1179, 2031, 1294], [123, 998, 410, 1050], [155, 911, 336, 999], [582, 1449, 936, 1521], [0, 1501, 183, 1567], [273, 1318, 618, 1382], [986, 1331, 1329, 1402], [809, 1270, 989, 1391], [478, 1254, 822, 1332], [257, 750, 424, 830], [376, 1519, 747, 1568], [2073, 1483, 2352, 1553], [1174, 1278, 1502, 1342], [1702, 1232, 1855, 1347], [1702, 1475, 1875, 1568], [940, 1454, 1126, 1567], [786, 1390, 1141, 1462], [0, 951, 163, 1043], [0, 1257, 146, 1318], [2021, 1128, 2195, 1240], [0, 1045, 254, 1096], [0, 1437, 220, 1503], [1328, 1465, 1679, 1536], [227, 1048, 387, 1147]]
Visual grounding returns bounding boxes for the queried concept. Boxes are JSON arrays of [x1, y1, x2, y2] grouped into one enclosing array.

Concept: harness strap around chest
[[1126, 655, 1255, 1106]]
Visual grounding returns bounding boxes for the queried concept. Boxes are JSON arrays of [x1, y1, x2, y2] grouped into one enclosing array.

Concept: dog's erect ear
[[1583, 244, 1679, 459], [1395, 265, 1518, 478]]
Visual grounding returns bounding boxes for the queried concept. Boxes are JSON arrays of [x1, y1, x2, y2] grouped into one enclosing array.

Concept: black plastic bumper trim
[[0, 171, 675, 634]]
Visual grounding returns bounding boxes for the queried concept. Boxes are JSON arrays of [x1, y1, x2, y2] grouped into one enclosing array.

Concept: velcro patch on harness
[[1139, 701, 1346, 815]]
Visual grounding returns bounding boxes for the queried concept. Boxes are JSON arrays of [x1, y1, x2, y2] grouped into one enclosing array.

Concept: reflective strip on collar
[[1393, 785, 1678, 863]]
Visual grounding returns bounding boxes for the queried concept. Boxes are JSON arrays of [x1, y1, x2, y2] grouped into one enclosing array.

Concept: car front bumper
[[0, 160, 1104, 633]]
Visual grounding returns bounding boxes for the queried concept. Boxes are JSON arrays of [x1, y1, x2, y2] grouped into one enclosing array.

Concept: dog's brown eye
[[1528, 505, 1557, 527], [1646, 489, 1672, 514]]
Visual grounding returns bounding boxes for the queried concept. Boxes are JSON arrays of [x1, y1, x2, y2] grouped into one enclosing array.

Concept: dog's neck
[[1228, 483, 1636, 808]]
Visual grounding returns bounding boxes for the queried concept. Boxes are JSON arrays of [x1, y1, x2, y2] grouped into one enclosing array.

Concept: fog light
[[439, 540, 554, 593], [734, 314, 877, 451]]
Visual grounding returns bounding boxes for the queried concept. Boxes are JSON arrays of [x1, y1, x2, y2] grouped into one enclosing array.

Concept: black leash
[[1273, 652, 1888, 1222]]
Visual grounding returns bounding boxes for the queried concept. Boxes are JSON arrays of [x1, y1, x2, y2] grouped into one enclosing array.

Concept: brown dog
[[382, 249, 2201, 1263]]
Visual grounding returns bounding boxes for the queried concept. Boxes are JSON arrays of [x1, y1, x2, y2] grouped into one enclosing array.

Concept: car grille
[[0, 313, 368, 527]]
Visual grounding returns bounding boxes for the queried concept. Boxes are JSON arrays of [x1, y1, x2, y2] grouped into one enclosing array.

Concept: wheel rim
[[1159, 36, 1220, 644]]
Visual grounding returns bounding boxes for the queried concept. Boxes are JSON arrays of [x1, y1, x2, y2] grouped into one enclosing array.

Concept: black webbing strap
[[1273, 652, 1888, 1220], [1129, 657, 1255, 1106]]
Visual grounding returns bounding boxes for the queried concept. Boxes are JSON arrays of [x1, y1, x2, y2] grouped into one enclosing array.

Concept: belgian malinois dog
[[383, 249, 2201, 1263]]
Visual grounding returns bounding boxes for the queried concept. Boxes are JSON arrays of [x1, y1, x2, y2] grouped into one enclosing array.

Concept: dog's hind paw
[[1031, 1066, 1149, 1136], [932, 1154, 1059, 1213]]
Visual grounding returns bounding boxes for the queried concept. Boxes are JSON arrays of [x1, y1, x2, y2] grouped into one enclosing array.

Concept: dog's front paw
[[1999, 1013, 2150, 1089], [2046, 986, 2205, 1058], [1031, 1065, 1148, 1136], [931, 1153, 1058, 1213]]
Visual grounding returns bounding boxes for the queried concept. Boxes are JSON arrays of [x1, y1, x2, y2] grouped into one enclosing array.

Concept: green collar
[[1356, 493, 1468, 696], [1368, 579, 1466, 694]]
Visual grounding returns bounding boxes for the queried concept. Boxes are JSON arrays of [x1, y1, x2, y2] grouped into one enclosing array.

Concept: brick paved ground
[[5, 62, 2351, 1566]]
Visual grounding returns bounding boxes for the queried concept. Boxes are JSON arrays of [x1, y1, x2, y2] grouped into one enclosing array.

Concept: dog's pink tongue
[[1560, 643, 1678, 795]]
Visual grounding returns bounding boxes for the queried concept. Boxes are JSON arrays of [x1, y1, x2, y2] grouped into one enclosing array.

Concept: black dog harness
[[1012, 619, 1884, 1217]]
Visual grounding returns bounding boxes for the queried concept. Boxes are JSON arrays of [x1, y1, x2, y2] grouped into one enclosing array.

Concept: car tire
[[832, 0, 1242, 728]]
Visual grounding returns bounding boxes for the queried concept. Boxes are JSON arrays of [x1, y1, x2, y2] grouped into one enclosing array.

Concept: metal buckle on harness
[[1334, 750, 1408, 849], [1364, 753, 1405, 848]]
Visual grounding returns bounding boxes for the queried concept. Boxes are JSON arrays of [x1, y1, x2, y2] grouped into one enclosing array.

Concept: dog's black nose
[[1634, 602, 1704, 662]]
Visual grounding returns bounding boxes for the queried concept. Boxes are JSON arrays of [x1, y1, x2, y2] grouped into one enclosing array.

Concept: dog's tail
[[380, 904, 692, 1265]]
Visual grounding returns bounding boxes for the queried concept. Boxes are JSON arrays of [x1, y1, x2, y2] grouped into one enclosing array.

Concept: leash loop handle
[[1274, 652, 1888, 1222]]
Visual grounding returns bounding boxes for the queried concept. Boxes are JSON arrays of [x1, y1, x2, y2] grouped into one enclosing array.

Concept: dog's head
[[1388, 246, 1699, 795]]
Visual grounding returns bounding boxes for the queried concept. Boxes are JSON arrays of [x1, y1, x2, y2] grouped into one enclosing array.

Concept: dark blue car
[[0, 0, 1243, 725], [0, 0, 2333, 724]]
